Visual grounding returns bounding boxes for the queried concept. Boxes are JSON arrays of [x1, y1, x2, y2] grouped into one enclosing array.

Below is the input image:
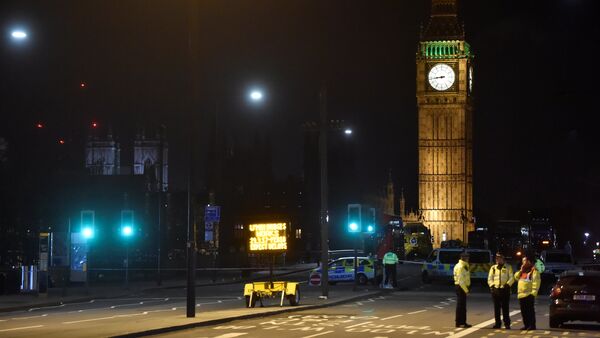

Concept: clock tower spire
[[416, 0, 474, 247]]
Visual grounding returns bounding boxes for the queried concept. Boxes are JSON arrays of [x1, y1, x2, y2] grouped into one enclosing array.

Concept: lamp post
[[319, 86, 329, 299]]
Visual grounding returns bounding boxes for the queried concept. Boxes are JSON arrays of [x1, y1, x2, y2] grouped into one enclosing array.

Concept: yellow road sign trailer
[[244, 222, 300, 308], [243, 281, 300, 308]]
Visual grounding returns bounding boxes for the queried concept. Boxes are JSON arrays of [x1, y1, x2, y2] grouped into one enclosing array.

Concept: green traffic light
[[121, 225, 133, 237], [349, 222, 359, 232], [367, 225, 374, 233], [82, 226, 94, 239]]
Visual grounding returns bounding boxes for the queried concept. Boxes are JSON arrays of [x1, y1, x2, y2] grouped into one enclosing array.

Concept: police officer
[[383, 251, 399, 289], [514, 255, 541, 331], [488, 252, 514, 329], [454, 251, 471, 328]]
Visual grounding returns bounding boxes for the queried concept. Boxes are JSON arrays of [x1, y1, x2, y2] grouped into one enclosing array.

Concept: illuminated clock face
[[428, 63, 455, 91]]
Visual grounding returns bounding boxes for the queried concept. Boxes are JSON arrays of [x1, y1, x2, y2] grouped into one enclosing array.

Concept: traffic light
[[120, 210, 134, 237], [365, 207, 376, 233], [81, 210, 95, 239], [348, 204, 362, 233]]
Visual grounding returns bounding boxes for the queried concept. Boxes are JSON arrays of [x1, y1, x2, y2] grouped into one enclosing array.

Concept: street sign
[[205, 206, 220, 223], [310, 273, 321, 286]]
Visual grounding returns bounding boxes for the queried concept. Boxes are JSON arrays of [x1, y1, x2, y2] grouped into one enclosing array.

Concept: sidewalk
[[112, 285, 384, 338]]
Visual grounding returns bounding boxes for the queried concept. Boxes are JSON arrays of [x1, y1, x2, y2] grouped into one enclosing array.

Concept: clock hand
[[429, 75, 445, 79]]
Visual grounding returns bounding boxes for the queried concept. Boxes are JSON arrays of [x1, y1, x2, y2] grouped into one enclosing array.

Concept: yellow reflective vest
[[453, 259, 471, 294], [514, 269, 541, 299], [487, 264, 515, 289]]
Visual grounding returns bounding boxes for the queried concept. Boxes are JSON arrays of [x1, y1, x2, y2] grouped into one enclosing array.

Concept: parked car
[[549, 270, 600, 328], [540, 249, 576, 278]]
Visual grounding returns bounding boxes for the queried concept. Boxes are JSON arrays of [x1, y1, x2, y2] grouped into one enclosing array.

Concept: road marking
[[444, 310, 520, 338], [346, 321, 372, 329], [355, 302, 363, 306], [142, 308, 178, 314], [0, 325, 44, 332], [407, 310, 427, 315], [213, 333, 248, 338], [380, 314, 404, 321], [28, 304, 64, 312], [302, 331, 334, 338], [62, 312, 145, 324], [11, 314, 48, 320]]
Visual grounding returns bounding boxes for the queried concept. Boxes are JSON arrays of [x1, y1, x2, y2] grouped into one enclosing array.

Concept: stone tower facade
[[416, 0, 474, 247], [85, 130, 120, 175], [133, 128, 168, 192]]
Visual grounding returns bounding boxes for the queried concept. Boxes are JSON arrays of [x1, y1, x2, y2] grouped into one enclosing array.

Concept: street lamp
[[344, 128, 353, 135], [249, 90, 263, 102], [10, 30, 27, 40]]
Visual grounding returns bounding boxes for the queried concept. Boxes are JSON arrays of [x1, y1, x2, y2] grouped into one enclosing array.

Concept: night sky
[[1, 1, 598, 234]]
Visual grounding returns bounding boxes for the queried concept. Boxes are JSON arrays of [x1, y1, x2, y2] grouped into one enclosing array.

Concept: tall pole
[[319, 86, 329, 298], [125, 244, 129, 289], [157, 125, 164, 286], [186, 0, 198, 318]]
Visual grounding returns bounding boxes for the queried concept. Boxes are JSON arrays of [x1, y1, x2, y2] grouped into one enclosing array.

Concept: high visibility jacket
[[487, 264, 515, 289], [383, 252, 399, 265], [514, 269, 541, 299], [453, 259, 471, 294]]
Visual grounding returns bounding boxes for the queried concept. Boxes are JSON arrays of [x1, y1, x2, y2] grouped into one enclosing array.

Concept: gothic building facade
[[85, 127, 168, 191]]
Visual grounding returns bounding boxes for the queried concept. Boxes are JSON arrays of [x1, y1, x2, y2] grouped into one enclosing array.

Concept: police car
[[421, 248, 492, 283], [309, 256, 380, 286]]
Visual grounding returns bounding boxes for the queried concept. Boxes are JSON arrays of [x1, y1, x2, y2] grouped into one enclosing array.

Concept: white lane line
[[0, 325, 44, 332], [302, 331, 334, 338], [28, 304, 65, 312], [11, 314, 48, 320], [62, 312, 146, 324], [445, 310, 520, 338], [407, 310, 427, 315], [433, 305, 445, 309], [380, 314, 404, 321], [355, 302, 363, 306], [142, 308, 178, 314], [213, 333, 248, 338], [346, 321, 372, 329]]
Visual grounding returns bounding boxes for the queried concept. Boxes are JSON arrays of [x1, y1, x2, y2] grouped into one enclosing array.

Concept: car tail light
[[551, 286, 562, 298]]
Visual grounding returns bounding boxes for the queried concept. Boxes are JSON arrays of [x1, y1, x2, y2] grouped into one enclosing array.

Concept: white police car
[[309, 257, 379, 286]]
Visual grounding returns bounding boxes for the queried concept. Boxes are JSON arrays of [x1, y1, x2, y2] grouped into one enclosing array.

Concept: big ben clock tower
[[417, 0, 474, 247]]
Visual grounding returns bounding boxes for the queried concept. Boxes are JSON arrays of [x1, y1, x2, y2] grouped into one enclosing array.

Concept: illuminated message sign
[[248, 222, 287, 252]]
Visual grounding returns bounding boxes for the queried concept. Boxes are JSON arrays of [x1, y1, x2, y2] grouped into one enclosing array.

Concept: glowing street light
[[249, 90, 263, 102], [11, 30, 27, 40], [344, 128, 353, 135]]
